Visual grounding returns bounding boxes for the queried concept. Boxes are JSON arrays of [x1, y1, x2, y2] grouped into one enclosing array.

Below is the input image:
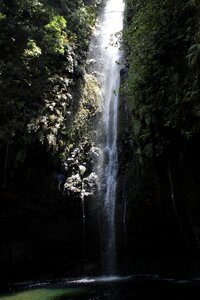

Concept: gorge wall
[[117, 0, 200, 277], [1, 0, 200, 284], [0, 0, 103, 284]]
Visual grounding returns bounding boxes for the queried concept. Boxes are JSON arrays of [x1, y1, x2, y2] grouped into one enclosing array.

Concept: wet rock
[[87, 58, 97, 66], [120, 66, 128, 80], [89, 146, 101, 163], [83, 172, 98, 194]]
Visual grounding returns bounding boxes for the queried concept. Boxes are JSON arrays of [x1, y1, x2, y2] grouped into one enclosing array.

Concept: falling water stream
[[87, 0, 125, 274]]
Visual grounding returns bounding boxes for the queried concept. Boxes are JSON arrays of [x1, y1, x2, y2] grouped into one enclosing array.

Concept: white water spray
[[87, 0, 124, 274]]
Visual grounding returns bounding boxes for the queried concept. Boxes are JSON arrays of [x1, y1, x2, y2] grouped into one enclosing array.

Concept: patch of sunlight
[[0, 287, 83, 300]]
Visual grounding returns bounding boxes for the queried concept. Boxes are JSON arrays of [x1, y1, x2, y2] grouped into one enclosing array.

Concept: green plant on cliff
[[0, 0, 102, 186], [44, 15, 67, 54], [123, 0, 200, 163]]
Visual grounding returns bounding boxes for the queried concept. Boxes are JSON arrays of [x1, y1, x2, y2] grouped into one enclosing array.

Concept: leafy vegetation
[[123, 0, 200, 164], [0, 0, 102, 186]]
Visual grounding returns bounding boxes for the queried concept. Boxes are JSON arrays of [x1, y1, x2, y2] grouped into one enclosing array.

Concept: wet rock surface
[[116, 87, 200, 278]]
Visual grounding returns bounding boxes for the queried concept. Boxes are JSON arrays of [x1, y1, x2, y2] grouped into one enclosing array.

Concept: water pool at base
[[1, 276, 200, 300]]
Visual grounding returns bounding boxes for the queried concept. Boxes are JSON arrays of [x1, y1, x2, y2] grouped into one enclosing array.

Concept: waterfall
[[87, 0, 124, 275]]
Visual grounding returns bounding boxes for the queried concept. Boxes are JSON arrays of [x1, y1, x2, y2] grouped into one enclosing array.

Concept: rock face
[[116, 77, 200, 279], [0, 71, 102, 284], [0, 2, 104, 283], [115, 0, 200, 278]]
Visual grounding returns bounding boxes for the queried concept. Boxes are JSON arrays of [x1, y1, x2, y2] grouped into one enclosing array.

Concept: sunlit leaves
[[0, 0, 103, 177], [0, 12, 6, 21], [44, 15, 67, 54], [24, 39, 42, 57]]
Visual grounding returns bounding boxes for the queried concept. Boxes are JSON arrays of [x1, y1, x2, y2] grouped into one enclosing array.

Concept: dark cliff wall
[[117, 0, 200, 277], [0, 0, 103, 283]]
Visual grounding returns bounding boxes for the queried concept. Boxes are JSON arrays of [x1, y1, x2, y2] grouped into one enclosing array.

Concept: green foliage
[[0, 0, 102, 184], [24, 39, 42, 57], [0, 12, 6, 21], [44, 15, 67, 54], [123, 0, 200, 163], [70, 74, 101, 141]]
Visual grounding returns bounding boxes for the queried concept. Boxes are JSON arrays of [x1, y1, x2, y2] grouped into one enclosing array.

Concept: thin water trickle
[[87, 0, 125, 274], [81, 189, 87, 273]]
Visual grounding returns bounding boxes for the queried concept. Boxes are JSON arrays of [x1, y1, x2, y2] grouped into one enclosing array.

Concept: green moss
[[0, 288, 83, 300], [123, 0, 200, 163], [70, 74, 101, 141]]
